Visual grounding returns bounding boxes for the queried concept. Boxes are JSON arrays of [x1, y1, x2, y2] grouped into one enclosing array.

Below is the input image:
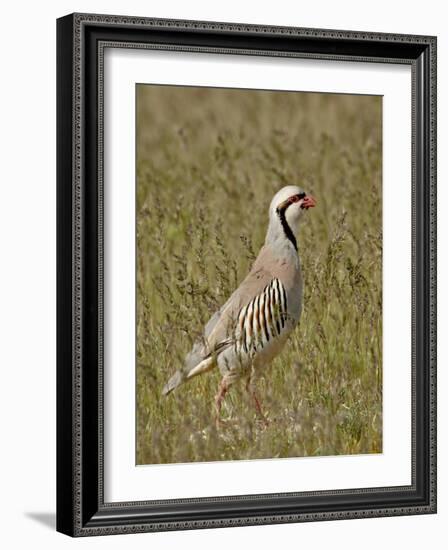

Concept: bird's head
[[268, 185, 316, 249]]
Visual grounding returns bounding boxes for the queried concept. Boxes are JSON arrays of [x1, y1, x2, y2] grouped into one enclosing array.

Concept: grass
[[136, 85, 382, 465]]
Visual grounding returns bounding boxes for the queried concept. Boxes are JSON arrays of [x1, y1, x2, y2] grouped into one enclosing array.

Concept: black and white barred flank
[[237, 278, 288, 355]]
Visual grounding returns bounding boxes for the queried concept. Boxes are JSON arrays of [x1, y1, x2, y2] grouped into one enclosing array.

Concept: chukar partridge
[[163, 185, 316, 422]]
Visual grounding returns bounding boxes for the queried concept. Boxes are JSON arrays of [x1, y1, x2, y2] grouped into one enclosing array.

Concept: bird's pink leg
[[246, 378, 269, 425], [214, 378, 229, 426]]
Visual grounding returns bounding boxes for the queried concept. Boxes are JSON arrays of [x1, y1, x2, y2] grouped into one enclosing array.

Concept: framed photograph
[[56, 13, 437, 536]]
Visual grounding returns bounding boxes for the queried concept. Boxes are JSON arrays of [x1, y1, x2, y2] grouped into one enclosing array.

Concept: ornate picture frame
[[56, 13, 436, 536]]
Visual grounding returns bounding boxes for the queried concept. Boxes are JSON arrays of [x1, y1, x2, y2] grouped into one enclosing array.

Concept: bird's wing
[[185, 246, 280, 370]]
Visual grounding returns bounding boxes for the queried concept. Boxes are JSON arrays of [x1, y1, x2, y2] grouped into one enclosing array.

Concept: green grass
[[136, 85, 382, 465]]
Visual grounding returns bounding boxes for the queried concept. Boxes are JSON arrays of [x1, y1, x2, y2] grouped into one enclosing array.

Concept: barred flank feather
[[237, 278, 288, 354]]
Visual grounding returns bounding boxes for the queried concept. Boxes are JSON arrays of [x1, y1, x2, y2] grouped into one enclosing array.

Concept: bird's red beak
[[301, 195, 317, 210]]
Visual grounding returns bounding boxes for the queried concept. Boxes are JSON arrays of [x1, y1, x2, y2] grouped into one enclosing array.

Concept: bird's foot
[[255, 413, 271, 429], [215, 416, 237, 430]]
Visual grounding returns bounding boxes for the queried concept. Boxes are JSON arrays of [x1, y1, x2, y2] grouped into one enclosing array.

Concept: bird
[[162, 185, 316, 423]]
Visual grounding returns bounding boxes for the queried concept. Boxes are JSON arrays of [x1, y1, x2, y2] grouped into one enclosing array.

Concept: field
[[136, 85, 382, 465]]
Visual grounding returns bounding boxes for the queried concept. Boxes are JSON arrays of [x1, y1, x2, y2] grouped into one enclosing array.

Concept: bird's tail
[[162, 356, 215, 396], [162, 370, 185, 396]]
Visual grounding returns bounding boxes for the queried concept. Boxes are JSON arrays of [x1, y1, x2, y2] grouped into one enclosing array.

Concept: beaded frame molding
[[56, 13, 437, 537]]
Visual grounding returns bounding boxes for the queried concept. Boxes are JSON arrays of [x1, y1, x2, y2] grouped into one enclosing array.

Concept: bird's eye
[[290, 193, 306, 203]]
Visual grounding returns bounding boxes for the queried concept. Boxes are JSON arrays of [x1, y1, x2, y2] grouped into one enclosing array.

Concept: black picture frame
[[56, 13, 437, 537]]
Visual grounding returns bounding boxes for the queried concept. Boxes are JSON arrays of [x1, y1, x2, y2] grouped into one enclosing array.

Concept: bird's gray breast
[[285, 275, 303, 323]]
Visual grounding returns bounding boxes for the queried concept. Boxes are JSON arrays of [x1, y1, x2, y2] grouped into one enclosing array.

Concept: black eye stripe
[[276, 206, 298, 251], [274, 192, 306, 252], [289, 192, 306, 204]]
